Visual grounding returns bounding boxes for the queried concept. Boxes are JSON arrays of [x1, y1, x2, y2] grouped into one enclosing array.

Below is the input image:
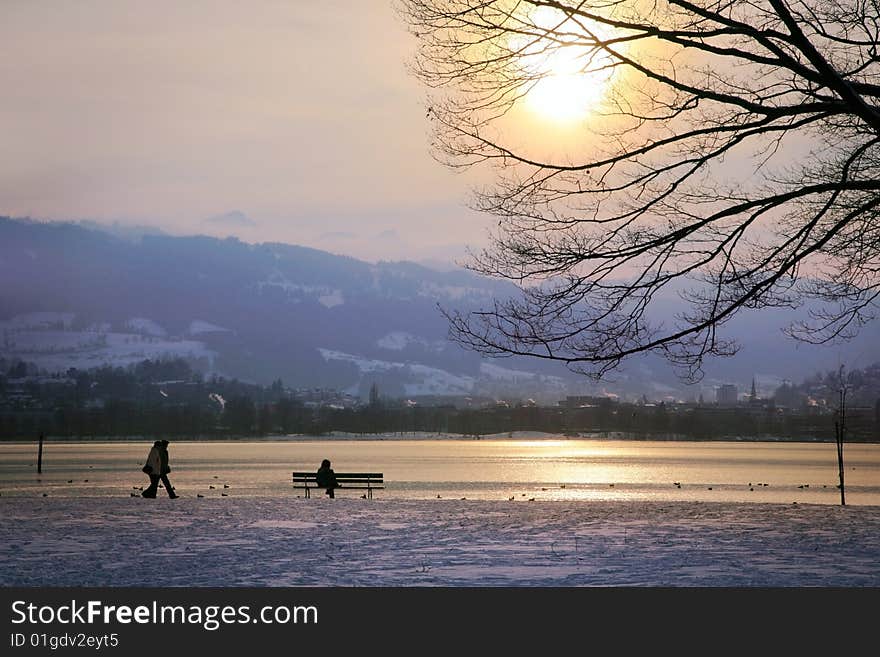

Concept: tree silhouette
[[399, 0, 880, 380]]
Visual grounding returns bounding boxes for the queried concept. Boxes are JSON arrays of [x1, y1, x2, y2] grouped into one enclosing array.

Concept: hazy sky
[[0, 1, 488, 264]]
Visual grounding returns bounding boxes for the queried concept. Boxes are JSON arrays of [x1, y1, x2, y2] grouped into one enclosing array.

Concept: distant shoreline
[[2, 431, 876, 444]]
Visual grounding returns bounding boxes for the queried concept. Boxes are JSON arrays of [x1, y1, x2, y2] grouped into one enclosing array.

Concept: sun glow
[[520, 7, 617, 123]]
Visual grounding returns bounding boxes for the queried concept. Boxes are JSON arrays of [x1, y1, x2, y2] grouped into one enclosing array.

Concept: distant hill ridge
[[0, 217, 568, 400], [1, 216, 878, 402]]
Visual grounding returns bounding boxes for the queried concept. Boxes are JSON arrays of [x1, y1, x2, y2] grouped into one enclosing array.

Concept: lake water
[[1, 437, 878, 505]]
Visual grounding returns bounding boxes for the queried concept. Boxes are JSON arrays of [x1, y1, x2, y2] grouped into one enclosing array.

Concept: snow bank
[[1, 498, 877, 586]]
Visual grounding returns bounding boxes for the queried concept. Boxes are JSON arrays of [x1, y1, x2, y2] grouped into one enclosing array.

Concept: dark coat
[[316, 465, 338, 489], [158, 443, 171, 475]]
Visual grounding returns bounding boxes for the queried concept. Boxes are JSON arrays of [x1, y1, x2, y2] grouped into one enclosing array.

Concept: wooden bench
[[292, 472, 384, 499]]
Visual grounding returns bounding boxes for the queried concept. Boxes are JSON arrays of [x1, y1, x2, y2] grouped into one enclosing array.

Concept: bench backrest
[[292, 472, 383, 485]]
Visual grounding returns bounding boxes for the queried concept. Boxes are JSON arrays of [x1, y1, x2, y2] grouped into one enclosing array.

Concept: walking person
[[141, 440, 178, 499], [316, 458, 340, 498]]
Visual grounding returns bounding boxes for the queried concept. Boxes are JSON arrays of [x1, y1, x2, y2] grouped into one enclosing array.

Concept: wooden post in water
[[834, 366, 847, 506], [835, 388, 846, 507], [37, 432, 44, 474]]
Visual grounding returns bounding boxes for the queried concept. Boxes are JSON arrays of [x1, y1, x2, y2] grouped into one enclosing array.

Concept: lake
[[1, 437, 878, 505]]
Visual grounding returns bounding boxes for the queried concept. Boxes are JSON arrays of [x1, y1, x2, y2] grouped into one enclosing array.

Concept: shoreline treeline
[[0, 358, 878, 442]]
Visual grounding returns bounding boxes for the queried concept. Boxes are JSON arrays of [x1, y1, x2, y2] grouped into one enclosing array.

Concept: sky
[[0, 0, 489, 265]]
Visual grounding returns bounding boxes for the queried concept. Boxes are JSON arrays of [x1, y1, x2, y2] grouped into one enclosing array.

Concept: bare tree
[[398, 0, 880, 380]]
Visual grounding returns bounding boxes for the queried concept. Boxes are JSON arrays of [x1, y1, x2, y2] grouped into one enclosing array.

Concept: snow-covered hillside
[[3, 216, 878, 401]]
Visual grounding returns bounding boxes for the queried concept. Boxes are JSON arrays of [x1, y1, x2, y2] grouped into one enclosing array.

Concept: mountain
[[0, 217, 571, 401], [1, 217, 877, 402]]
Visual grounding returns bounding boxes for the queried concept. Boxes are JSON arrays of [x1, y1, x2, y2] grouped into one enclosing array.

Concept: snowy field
[[2, 497, 878, 586]]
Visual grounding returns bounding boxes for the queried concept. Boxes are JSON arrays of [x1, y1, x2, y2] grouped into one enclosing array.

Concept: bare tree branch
[[398, 0, 880, 380]]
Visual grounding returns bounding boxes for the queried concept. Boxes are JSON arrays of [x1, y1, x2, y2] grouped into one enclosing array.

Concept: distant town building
[[749, 377, 760, 405], [562, 395, 615, 408], [717, 384, 738, 406]]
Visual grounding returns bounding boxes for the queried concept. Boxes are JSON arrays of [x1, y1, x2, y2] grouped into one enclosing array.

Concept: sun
[[519, 7, 616, 123], [525, 50, 613, 123]]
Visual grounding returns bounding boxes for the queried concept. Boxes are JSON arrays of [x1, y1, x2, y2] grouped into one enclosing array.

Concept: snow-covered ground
[[1, 498, 877, 586], [0, 331, 215, 373]]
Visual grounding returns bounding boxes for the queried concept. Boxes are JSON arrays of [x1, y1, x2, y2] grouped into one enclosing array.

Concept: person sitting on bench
[[316, 459, 341, 498]]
